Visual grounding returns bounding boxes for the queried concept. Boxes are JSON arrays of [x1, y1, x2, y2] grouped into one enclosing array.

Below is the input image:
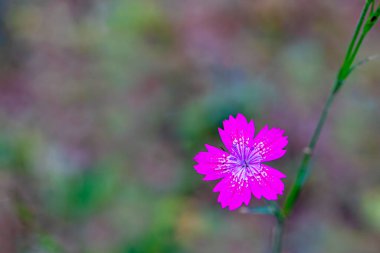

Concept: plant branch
[[271, 217, 284, 253], [348, 54, 380, 75], [268, 1, 380, 252], [283, 89, 335, 216], [283, 0, 377, 217], [340, 0, 372, 76]]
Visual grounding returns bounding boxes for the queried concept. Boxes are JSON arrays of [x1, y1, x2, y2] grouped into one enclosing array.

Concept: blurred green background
[[1, 0, 380, 252]]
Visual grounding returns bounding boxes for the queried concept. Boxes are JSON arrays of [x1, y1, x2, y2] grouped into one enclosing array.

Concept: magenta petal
[[213, 173, 251, 210], [252, 126, 288, 162], [194, 113, 287, 211], [218, 113, 255, 152], [262, 164, 286, 179], [248, 177, 263, 199], [249, 164, 285, 201], [193, 144, 231, 181]]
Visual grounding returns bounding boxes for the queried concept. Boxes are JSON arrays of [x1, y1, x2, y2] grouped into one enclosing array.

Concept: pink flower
[[194, 114, 288, 210]]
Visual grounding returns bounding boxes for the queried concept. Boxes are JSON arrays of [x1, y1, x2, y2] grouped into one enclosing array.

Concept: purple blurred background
[[0, 0, 380, 252]]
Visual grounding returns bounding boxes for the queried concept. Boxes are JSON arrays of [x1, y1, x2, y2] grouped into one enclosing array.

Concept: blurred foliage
[[0, 0, 379, 253]]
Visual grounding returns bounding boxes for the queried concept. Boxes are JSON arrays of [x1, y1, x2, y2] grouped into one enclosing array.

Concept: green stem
[[346, 32, 368, 71], [256, 201, 285, 252], [262, 0, 380, 253], [348, 54, 380, 75], [283, 85, 336, 216], [347, 6, 380, 69], [268, 1, 380, 252], [283, 0, 374, 218], [340, 1, 371, 74], [271, 216, 284, 253]]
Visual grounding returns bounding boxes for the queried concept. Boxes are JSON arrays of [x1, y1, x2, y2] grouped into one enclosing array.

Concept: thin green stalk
[[283, 89, 336, 216], [271, 217, 284, 253], [346, 32, 368, 71], [268, 1, 380, 252], [348, 54, 380, 75], [343, 5, 380, 80], [270, 202, 285, 253], [340, 0, 371, 74], [283, 0, 374, 217]]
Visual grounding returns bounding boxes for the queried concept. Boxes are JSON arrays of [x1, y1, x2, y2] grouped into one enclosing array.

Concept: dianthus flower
[[194, 114, 288, 210]]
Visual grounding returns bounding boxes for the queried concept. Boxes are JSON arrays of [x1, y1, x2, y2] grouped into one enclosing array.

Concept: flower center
[[228, 145, 263, 184], [230, 142, 262, 169]]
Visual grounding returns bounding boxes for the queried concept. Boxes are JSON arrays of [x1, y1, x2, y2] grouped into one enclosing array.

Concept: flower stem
[[283, 87, 336, 216], [283, 0, 376, 219], [270, 203, 285, 253], [271, 216, 284, 253], [268, 1, 380, 252], [339, 0, 372, 77]]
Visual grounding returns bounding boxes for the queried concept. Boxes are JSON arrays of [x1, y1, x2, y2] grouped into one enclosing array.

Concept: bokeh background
[[1, 0, 380, 252]]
